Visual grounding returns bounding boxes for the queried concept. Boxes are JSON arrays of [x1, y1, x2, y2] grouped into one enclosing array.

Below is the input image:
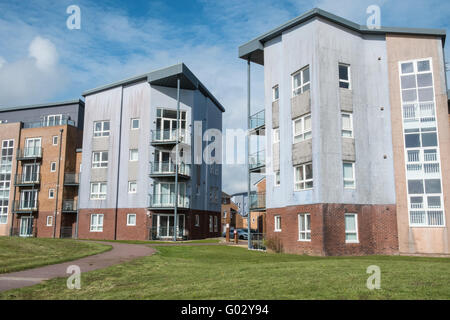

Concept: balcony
[[16, 147, 42, 160], [148, 226, 186, 240], [402, 102, 436, 128], [249, 150, 265, 172], [62, 199, 78, 213], [249, 110, 265, 131], [148, 194, 190, 210], [64, 173, 80, 186], [22, 116, 75, 129], [406, 149, 440, 178], [150, 129, 190, 146], [149, 162, 191, 179], [13, 199, 39, 213], [14, 173, 40, 186], [249, 192, 266, 210]]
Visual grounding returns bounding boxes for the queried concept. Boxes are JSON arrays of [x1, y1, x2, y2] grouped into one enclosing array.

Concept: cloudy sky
[[0, 0, 448, 194]]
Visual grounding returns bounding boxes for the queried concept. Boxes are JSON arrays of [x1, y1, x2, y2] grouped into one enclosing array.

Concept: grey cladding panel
[[90, 168, 108, 182], [92, 137, 109, 151], [273, 142, 280, 171], [292, 139, 312, 165], [339, 88, 353, 112], [342, 138, 355, 161], [291, 91, 311, 119], [272, 101, 279, 128]]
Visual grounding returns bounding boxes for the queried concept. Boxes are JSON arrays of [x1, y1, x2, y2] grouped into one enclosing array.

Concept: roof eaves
[[0, 99, 84, 113]]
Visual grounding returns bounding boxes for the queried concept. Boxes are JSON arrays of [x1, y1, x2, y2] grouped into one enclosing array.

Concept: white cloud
[[28, 36, 58, 71], [0, 56, 5, 68]]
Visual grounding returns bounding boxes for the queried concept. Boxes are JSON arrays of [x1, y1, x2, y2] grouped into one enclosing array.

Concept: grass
[[0, 237, 112, 274], [1, 245, 449, 300], [91, 238, 221, 245]]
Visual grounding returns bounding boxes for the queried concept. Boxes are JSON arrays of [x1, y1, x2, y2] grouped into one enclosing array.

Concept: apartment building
[[0, 100, 84, 238], [239, 8, 450, 255], [221, 192, 239, 233], [78, 63, 224, 241]]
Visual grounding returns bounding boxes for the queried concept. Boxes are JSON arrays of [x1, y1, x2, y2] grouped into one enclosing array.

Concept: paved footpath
[[0, 241, 155, 292]]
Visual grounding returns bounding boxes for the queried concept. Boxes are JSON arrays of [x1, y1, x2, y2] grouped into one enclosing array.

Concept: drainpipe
[[113, 86, 125, 240], [53, 128, 63, 238], [247, 58, 251, 249], [10, 123, 22, 236], [174, 77, 180, 241]]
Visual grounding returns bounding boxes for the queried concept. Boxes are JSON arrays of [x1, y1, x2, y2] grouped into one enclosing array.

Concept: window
[[127, 214, 136, 226], [195, 214, 200, 227], [298, 213, 311, 241], [209, 216, 213, 232], [93, 121, 110, 137], [131, 118, 140, 130], [223, 211, 227, 219], [341, 112, 353, 137], [294, 163, 313, 190], [46, 216, 53, 226], [345, 214, 358, 243], [292, 66, 310, 96], [274, 215, 281, 232], [339, 64, 351, 89], [273, 128, 280, 143], [50, 162, 56, 172], [90, 214, 104, 232], [48, 188, 55, 199], [214, 216, 218, 232], [293, 114, 311, 143], [275, 170, 280, 186], [128, 181, 137, 193], [92, 151, 108, 168], [45, 114, 63, 126], [129, 149, 138, 161], [52, 136, 58, 145], [0, 139, 13, 224], [343, 162, 356, 188], [90, 182, 107, 200], [273, 85, 279, 101]]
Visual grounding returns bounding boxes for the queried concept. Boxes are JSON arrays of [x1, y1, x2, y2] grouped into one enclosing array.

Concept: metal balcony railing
[[16, 147, 42, 159], [249, 192, 266, 210], [64, 173, 80, 185], [14, 199, 39, 212], [149, 162, 191, 177], [62, 199, 78, 212], [150, 129, 190, 144], [22, 116, 75, 129], [14, 173, 40, 185], [148, 226, 186, 240], [249, 150, 265, 170], [402, 102, 436, 124], [249, 110, 265, 130], [148, 194, 190, 209]]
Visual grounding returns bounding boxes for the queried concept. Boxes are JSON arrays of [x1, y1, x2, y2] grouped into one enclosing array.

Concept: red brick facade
[[266, 203, 398, 256]]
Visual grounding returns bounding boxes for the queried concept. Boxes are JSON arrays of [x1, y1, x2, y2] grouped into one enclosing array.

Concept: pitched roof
[[239, 8, 446, 65]]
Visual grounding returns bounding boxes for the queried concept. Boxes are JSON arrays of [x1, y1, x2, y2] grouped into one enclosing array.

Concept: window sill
[[345, 241, 359, 244], [298, 239, 311, 242]]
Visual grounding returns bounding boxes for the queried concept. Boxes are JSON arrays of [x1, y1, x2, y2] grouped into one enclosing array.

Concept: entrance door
[[156, 214, 185, 238], [20, 217, 33, 237]]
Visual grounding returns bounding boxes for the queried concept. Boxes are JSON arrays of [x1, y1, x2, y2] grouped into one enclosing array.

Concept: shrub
[[264, 235, 283, 253]]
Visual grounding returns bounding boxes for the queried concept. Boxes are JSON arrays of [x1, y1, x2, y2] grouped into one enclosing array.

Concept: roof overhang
[[0, 99, 84, 113], [239, 8, 447, 65]]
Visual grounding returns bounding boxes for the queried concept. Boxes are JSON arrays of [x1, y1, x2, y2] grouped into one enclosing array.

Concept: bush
[[264, 235, 283, 253]]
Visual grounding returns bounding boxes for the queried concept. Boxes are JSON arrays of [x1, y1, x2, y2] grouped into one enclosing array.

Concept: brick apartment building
[[0, 100, 84, 238], [77, 63, 223, 241], [240, 8, 450, 255]]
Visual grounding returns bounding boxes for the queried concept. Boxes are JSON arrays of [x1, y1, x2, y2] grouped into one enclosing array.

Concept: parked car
[[222, 228, 248, 240]]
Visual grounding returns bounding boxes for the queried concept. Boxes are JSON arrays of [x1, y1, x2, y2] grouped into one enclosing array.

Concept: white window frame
[[195, 214, 200, 227], [92, 151, 108, 168], [128, 181, 137, 194], [48, 188, 55, 199], [274, 170, 280, 187], [90, 182, 107, 200], [294, 163, 313, 191], [46, 215, 53, 226], [298, 213, 311, 241], [339, 63, 351, 89], [52, 136, 58, 146], [343, 162, 356, 189], [292, 113, 311, 143], [93, 121, 110, 137], [127, 213, 136, 226], [292, 66, 310, 97], [272, 85, 279, 101], [273, 128, 280, 143], [345, 213, 359, 243], [209, 216, 213, 232], [341, 112, 353, 138], [131, 118, 140, 130], [274, 215, 281, 232], [129, 149, 138, 161], [90, 214, 104, 232], [50, 162, 56, 172]]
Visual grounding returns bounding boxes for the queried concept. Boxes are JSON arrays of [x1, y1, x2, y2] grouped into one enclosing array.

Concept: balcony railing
[[16, 147, 42, 159], [150, 129, 190, 145], [22, 117, 75, 129], [148, 194, 190, 209], [14, 173, 40, 185], [249, 192, 266, 210], [406, 149, 440, 177], [249, 150, 265, 170], [249, 110, 265, 130], [410, 210, 444, 226], [13, 199, 39, 212], [64, 173, 80, 185], [403, 102, 436, 124], [148, 226, 186, 240], [62, 199, 78, 212], [149, 162, 191, 177]]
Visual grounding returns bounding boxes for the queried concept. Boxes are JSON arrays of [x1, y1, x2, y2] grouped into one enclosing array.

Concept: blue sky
[[0, 0, 448, 194]]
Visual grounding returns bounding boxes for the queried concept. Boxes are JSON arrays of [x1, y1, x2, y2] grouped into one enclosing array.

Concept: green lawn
[[93, 238, 221, 245], [0, 237, 111, 274], [1, 245, 449, 300]]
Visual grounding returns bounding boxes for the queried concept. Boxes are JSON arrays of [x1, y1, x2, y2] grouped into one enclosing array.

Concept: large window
[[209, 216, 213, 232], [343, 162, 356, 189], [294, 163, 313, 191], [90, 182, 107, 200], [274, 215, 281, 232], [0, 140, 13, 224], [92, 151, 108, 168], [339, 63, 351, 89], [90, 214, 104, 232], [345, 214, 358, 243], [292, 66, 310, 96], [93, 121, 110, 137], [274, 170, 280, 186], [156, 108, 187, 142], [298, 213, 311, 241], [341, 112, 353, 137], [293, 113, 311, 143], [273, 85, 279, 101]]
